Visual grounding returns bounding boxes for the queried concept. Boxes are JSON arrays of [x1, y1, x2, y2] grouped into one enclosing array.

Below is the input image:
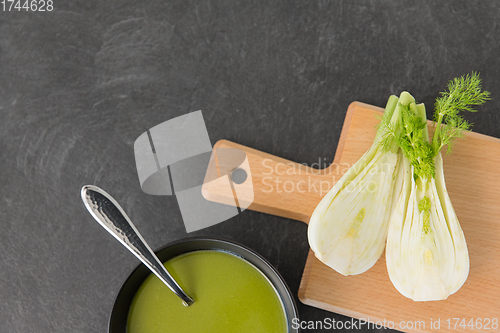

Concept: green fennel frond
[[379, 73, 489, 180], [380, 98, 435, 179], [398, 103, 434, 179], [432, 72, 491, 154]]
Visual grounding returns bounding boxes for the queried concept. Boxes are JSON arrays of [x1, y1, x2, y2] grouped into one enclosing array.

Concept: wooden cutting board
[[202, 102, 500, 333]]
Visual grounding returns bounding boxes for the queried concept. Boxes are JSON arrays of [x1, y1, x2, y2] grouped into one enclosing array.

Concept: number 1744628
[[2, 0, 53, 11]]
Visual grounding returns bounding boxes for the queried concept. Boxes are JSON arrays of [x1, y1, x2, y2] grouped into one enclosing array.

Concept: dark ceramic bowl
[[109, 237, 299, 333]]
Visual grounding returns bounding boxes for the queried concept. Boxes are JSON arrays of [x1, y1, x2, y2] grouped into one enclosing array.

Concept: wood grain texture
[[203, 102, 500, 333]]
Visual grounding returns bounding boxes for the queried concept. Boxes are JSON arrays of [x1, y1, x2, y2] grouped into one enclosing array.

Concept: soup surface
[[127, 250, 288, 333]]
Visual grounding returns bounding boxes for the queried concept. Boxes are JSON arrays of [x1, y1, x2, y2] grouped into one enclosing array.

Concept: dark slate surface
[[1, 1, 499, 332]]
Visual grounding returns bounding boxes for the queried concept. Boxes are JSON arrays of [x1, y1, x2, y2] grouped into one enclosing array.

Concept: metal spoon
[[81, 185, 194, 306]]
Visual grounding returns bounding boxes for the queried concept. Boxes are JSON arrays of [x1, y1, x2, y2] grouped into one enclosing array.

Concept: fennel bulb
[[308, 95, 403, 276], [385, 74, 488, 301], [386, 153, 469, 301]]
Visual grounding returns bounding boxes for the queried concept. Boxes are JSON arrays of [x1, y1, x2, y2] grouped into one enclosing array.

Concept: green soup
[[127, 250, 288, 333]]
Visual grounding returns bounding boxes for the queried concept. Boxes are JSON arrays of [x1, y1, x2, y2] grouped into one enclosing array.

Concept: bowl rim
[[108, 236, 299, 333]]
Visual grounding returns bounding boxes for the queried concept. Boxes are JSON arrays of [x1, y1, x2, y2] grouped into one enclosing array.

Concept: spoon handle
[[81, 185, 194, 306]]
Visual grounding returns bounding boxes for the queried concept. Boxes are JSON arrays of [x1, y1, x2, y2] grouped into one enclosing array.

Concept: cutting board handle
[[202, 139, 343, 223], [201, 103, 375, 223], [202, 102, 377, 223]]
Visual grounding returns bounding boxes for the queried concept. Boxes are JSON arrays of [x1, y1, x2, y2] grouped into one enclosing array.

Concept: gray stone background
[[1, 1, 499, 332]]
